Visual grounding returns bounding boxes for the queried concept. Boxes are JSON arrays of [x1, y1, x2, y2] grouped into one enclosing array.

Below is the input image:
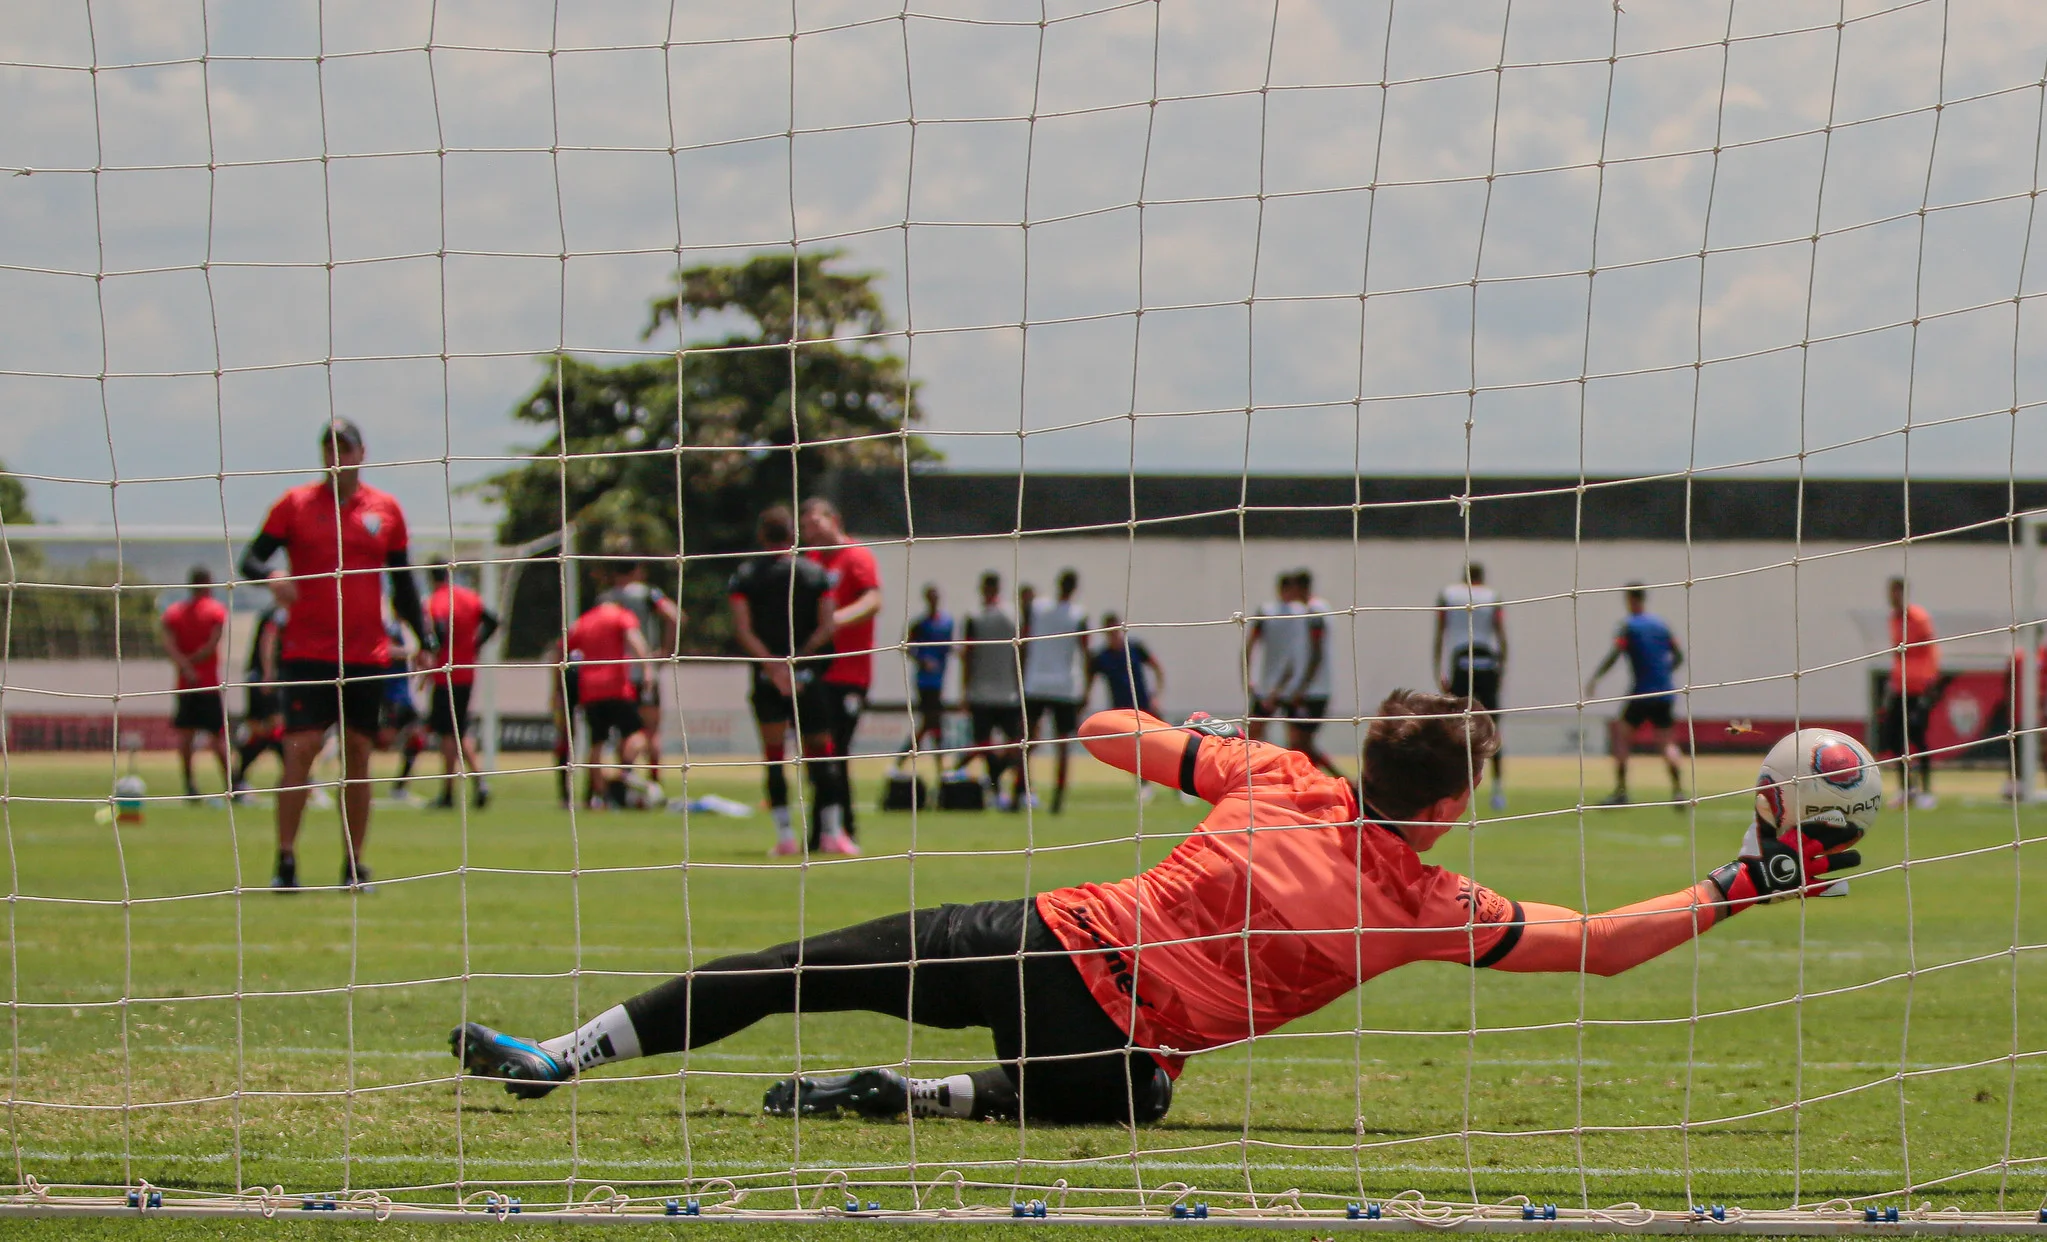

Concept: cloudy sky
[[4, 0, 2046, 531]]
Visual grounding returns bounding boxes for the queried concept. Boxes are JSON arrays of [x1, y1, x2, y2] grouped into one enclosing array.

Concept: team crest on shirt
[[363, 514, 383, 535]]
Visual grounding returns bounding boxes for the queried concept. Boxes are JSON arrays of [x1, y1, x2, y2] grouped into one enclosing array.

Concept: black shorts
[[428, 682, 474, 737], [970, 703, 1027, 745], [382, 695, 420, 734], [1025, 697, 1081, 740], [580, 698, 643, 748], [1449, 666, 1501, 713], [912, 686, 947, 741], [244, 685, 278, 721], [1879, 691, 1935, 757], [1621, 695, 1676, 730], [280, 660, 388, 735], [750, 674, 832, 732], [1287, 695, 1330, 726], [172, 688, 226, 735], [824, 681, 868, 744], [659, 898, 1166, 1125]]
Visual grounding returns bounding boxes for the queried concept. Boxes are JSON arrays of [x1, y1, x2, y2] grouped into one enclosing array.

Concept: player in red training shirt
[[451, 688, 1868, 1121], [557, 599, 650, 809], [801, 497, 882, 851], [425, 565, 502, 810], [238, 419, 436, 892], [159, 566, 232, 798]]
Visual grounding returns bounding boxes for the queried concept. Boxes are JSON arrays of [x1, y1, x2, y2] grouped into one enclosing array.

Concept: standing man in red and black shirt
[[801, 498, 882, 850], [160, 567, 232, 798], [238, 419, 435, 892], [426, 565, 501, 811]]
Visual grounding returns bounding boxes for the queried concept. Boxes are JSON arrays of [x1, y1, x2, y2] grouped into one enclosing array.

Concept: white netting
[[3, 0, 2047, 1227]]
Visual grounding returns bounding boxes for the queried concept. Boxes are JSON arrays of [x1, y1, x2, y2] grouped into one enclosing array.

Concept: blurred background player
[[559, 595, 649, 809], [159, 566, 231, 799], [957, 571, 1027, 810], [596, 542, 684, 803], [729, 506, 849, 855], [801, 498, 882, 846], [1022, 568, 1089, 814], [238, 419, 435, 892], [380, 614, 428, 804], [426, 564, 502, 810], [231, 593, 287, 799], [1433, 561, 1508, 810], [897, 583, 954, 782], [1090, 614, 1164, 716], [1283, 569, 1339, 776], [1585, 582, 1686, 808], [1243, 572, 1303, 743], [1881, 575, 1942, 809], [550, 651, 579, 810]]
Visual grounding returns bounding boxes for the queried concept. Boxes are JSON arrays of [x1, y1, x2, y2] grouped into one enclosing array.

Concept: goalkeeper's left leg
[[450, 899, 1171, 1124]]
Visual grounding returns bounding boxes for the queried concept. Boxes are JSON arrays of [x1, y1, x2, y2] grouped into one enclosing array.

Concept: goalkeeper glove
[[1706, 811, 1861, 915]]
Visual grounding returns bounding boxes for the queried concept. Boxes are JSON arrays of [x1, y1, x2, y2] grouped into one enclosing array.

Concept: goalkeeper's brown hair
[[1359, 689, 1499, 822]]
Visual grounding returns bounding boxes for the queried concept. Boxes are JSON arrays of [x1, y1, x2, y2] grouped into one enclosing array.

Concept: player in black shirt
[[727, 505, 845, 856], [231, 602, 288, 797]]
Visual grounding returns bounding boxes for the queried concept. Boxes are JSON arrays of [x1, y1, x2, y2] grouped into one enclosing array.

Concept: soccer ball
[[1753, 728, 1882, 851]]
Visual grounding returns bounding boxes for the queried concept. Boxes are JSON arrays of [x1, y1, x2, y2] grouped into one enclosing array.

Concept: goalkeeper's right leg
[[447, 900, 1173, 1123]]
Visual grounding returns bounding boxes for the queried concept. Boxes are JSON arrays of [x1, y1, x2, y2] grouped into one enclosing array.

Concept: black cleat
[[342, 861, 376, 894], [762, 1068, 909, 1119], [270, 854, 299, 892], [450, 1022, 570, 1100], [1133, 1063, 1174, 1124]]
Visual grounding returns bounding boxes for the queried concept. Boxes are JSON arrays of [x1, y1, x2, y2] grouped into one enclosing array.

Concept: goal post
[[2018, 511, 2046, 803]]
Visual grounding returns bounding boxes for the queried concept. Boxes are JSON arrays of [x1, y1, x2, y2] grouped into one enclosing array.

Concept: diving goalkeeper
[[450, 689, 1862, 1125]]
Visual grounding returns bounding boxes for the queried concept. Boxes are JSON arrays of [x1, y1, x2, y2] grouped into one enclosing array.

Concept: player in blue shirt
[[1088, 614, 1163, 715], [1585, 583, 1686, 807], [897, 583, 954, 779]]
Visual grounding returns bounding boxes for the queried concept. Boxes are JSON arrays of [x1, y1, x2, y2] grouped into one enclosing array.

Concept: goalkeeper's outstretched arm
[[1489, 825, 1859, 976]]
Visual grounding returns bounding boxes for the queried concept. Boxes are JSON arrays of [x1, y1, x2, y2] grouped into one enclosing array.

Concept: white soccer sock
[[818, 804, 844, 838], [539, 1004, 642, 1072], [907, 1073, 976, 1119], [772, 806, 793, 837]]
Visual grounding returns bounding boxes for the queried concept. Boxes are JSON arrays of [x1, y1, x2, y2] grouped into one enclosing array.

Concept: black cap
[[320, 418, 364, 453]]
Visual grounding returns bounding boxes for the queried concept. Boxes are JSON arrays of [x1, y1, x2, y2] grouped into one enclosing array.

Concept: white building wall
[[6, 537, 2030, 756], [858, 535, 2031, 755]]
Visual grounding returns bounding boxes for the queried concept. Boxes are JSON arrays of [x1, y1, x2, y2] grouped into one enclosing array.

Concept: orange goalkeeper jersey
[[1035, 720, 1522, 1075]]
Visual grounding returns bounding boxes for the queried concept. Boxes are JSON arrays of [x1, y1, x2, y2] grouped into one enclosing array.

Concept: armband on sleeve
[[1177, 713, 1240, 797]]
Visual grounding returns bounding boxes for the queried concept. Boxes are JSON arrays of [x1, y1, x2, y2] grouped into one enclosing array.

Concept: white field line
[[3, 1148, 1998, 1180]]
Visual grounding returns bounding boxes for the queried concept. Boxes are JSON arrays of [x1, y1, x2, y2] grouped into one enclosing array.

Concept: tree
[[481, 251, 932, 655], [0, 462, 160, 661], [0, 459, 30, 525]]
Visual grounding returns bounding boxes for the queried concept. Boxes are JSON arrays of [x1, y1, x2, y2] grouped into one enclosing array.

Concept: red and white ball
[[1753, 728, 1882, 851]]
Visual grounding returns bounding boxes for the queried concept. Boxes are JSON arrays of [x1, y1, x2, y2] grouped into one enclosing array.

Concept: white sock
[[772, 806, 793, 837], [907, 1073, 975, 1119], [819, 804, 844, 838], [539, 1004, 642, 1072]]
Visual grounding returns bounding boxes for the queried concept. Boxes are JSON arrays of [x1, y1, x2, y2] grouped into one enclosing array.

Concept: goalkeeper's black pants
[[619, 898, 1171, 1124]]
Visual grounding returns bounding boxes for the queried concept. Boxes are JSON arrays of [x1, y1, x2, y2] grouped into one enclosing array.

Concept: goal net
[[3, 0, 2046, 1228]]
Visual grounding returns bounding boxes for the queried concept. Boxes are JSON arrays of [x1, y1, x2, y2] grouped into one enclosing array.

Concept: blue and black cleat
[[762, 1068, 909, 1118], [449, 1022, 570, 1100]]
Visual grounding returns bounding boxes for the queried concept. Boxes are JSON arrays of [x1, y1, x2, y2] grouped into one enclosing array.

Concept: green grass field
[[1, 747, 2044, 1221]]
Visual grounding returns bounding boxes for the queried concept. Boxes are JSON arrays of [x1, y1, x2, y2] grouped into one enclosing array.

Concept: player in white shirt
[[1243, 572, 1305, 743], [1432, 561, 1509, 810], [1284, 569, 1341, 776], [1021, 569, 1089, 813]]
